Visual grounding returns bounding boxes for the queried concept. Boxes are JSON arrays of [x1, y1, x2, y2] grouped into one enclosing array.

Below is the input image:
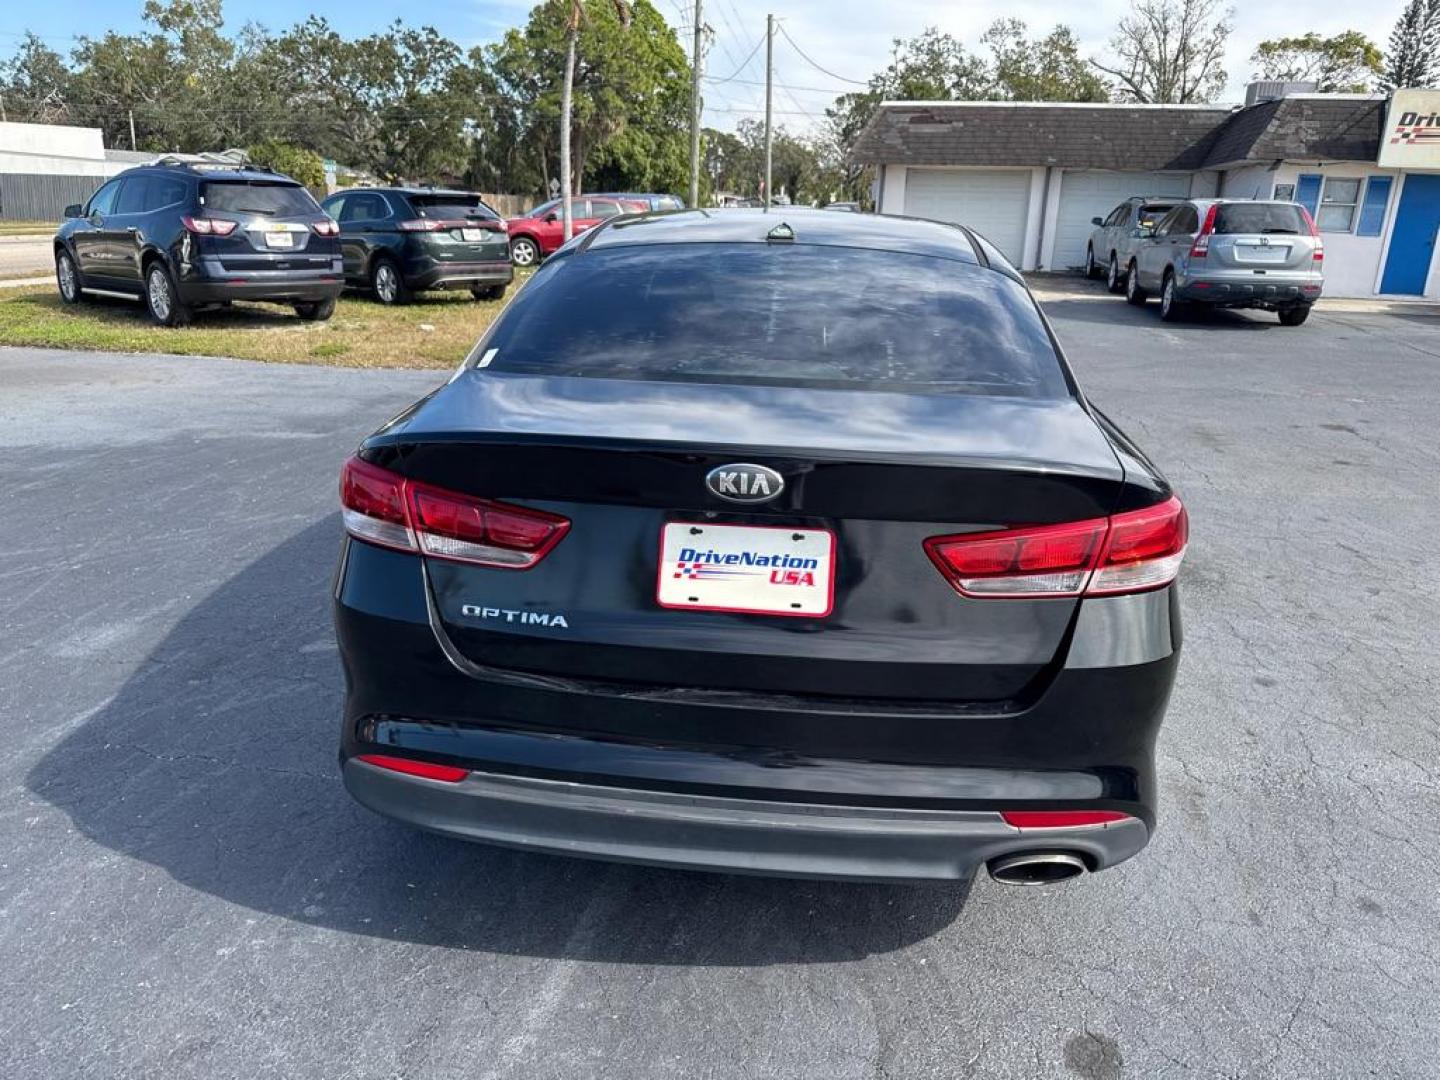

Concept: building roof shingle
[[851, 97, 1388, 171]]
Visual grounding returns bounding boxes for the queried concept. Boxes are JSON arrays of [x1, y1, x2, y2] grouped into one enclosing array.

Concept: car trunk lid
[[361, 373, 1131, 703]]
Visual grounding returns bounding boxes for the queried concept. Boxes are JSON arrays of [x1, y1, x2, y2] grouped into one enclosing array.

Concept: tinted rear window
[[483, 244, 1069, 398], [201, 181, 319, 216], [408, 194, 498, 220], [1138, 204, 1174, 227], [1214, 203, 1305, 235]]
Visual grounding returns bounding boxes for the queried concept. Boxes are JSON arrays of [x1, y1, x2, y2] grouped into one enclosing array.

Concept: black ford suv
[[54, 157, 343, 327], [319, 187, 513, 304]]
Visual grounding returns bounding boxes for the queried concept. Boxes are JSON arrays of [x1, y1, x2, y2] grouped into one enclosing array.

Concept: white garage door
[[1052, 170, 1192, 271], [903, 169, 1031, 266]]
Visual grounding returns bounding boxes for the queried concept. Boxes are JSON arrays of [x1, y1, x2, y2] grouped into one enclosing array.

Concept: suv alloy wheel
[[510, 236, 539, 267], [56, 250, 81, 304]]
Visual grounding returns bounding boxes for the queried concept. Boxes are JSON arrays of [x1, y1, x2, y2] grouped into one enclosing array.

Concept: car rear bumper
[[334, 539, 1179, 880], [180, 259, 344, 305], [403, 256, 513, 290], [1176, 275, 1322, 307], [343, 756, 1150, 882]]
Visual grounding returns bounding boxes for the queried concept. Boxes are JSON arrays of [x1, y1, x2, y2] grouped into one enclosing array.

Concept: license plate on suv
[[461, 227, 485, 242], [656, 522, 835, 617], [265, 230, 295, 249]]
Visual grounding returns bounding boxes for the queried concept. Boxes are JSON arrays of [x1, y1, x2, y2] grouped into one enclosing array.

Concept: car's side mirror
[[64, 204, 84, 219], [544, 212, 559, 223], [1091, 216, 1104, 226]]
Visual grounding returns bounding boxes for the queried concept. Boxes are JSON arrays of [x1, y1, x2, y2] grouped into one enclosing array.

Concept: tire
[[1159, 272, 1186, 322], [370, 258, 410, 305], [144, 261, 192, 327], [1106, 253, 1124, 294], [1125, 261, 1147, 305], [1279, 304, 1312, 326], [55, 248, 82, 305], [509, 236, 540, 268], [471, 284, 507, 301], [295, 297, 336, 321], [1084, 245, 1098, 279]]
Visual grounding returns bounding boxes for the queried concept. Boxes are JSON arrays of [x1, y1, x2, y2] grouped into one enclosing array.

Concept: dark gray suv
[[1126, 199, 1324, 325]]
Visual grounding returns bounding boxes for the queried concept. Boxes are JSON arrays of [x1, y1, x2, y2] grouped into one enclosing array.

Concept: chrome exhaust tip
[[988, 851, 1088, 886]]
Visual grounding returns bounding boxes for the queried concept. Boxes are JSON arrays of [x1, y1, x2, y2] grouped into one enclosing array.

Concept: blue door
[[1381, 174, 1440, 295]]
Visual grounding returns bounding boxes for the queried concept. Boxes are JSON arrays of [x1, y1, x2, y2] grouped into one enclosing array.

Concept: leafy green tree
[[983, 21, 1110, 101], [1384, 0, 1440, 89], [0, 33, 74, 123], [246, 139, 325, 189], [473, 0, 690, 199], [1251, 31, 1383, 92]]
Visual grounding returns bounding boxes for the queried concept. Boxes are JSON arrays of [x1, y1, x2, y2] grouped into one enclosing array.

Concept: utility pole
[[763, 14, 773, 209], [560, 22, 577, 243], [128, 109, 137, 151], [687, 0, 703, 208]]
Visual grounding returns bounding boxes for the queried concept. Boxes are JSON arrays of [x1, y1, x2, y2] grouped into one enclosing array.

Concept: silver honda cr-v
[[1125, 199, 1323, 325]]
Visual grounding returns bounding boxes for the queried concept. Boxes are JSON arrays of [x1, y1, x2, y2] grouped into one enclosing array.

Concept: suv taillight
[[311, 218, 339, 236], [1299, 206, 1324, 264], [340, 457, 570, 569], [1189, 205, 1218, 258], [181, 215, 237, 236], [397, 219, 443, 232], [925, 496, 1188, 599]]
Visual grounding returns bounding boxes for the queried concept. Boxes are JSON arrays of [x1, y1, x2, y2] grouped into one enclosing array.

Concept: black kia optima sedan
[[333, 209, 1186, 886]]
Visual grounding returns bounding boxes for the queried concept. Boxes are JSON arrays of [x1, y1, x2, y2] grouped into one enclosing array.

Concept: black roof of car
[[572, 207, 986, 268], [360, 186, 489, 198], [120, 162, 302, 185]]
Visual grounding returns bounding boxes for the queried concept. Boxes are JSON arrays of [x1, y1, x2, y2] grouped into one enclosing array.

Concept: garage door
[[1052, 170, 1192, 270], [903, 169, 1031, 266]]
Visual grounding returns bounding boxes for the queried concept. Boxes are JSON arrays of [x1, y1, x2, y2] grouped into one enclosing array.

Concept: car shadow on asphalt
[[1038, 294, 1279, 332], [25, 517, 969, 963]]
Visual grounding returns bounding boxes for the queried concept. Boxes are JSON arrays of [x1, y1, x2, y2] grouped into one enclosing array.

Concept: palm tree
[[559, 0, 632, 242]]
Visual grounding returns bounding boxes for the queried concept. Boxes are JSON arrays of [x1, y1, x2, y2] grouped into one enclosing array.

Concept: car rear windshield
[[408, 194, 499, 220], [1139, 204, 1174, 227], [1214, 203, 1305, 235], [200, 181, 320, 216], [482, 243, 1070, 398]]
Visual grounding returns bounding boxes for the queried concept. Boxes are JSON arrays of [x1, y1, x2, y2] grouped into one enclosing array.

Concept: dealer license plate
[[656, 522, 835, 617]]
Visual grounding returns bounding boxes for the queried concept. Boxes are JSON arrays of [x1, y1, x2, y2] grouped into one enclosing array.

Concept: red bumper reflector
[[357, 753, 468, 783], [1002, 810, 1132, 829]]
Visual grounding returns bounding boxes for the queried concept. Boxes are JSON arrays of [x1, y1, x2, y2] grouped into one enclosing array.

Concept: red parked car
[[506, 196, 644, 267]]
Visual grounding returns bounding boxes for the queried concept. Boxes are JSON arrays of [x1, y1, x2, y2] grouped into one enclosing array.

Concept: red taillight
[[925, 496, 1187, 600], [924, 518, 1107, 598], [357, 753, 468, 783], [311, 218, 339, 236], [1189, 204, 1218, 258], [1002, 810, 1133, 829], [181, 215, 237, 236], [1297, 206, 1324, 264], [397, 218, 443, 232], [339, 456, 570, 569]]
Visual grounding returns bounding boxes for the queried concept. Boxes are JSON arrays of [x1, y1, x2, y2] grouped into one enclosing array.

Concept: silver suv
[[1125, 199, 1324, 325], [1085, 197, 1178, 293]]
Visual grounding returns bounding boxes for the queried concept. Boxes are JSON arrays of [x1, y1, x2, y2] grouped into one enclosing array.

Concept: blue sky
[[1, 0, 1401, 132]]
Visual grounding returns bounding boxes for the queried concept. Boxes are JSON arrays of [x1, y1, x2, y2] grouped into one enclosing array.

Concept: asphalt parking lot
[[3, 283, 1439, 1080]]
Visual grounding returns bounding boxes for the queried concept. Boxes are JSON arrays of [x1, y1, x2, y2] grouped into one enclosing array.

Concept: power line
[[706, 31, 766, 84], [775, 23, 867, 86], [701, 74, 851, 95]]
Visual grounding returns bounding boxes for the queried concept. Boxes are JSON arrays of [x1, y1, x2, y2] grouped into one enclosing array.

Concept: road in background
[[0, 236, 52, 277], [2, 287, 1438, 1079]]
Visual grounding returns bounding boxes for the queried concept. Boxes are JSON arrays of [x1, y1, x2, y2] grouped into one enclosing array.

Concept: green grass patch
[[0, 284, 516, 368], [0, 221, 56, 237]]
